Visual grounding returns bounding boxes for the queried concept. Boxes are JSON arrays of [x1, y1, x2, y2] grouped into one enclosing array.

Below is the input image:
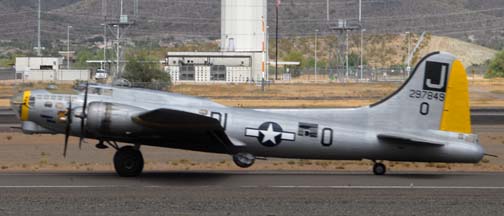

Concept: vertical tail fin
[[370, 52, 471, 134]]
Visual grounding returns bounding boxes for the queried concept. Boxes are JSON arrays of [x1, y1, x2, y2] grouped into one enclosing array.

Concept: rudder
[[369, 52, 471, 134]]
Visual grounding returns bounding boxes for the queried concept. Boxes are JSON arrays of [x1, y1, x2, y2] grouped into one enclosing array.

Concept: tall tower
[[221, 0, 267, 52]]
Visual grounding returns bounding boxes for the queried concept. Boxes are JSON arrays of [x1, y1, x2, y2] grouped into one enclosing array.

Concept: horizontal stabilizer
[[132, 108, 222, 130], [377, 133, 445, 146]]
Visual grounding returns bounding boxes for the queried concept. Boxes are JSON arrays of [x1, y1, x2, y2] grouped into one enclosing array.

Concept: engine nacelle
[[86, 102, 145, 137]]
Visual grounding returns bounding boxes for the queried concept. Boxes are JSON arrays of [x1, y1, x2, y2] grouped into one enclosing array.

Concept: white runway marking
[[271, 186, 504, 189], [0, 185, 119, 188]]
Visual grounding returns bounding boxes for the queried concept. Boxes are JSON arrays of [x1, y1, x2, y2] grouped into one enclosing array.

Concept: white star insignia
[[260, 123, 281, 144]]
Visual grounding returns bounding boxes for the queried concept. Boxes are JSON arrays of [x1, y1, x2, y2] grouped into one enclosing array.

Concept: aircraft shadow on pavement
[[95, 171, 235, 185], [382, 172, 476, 180], [83, 171, 472, 185]]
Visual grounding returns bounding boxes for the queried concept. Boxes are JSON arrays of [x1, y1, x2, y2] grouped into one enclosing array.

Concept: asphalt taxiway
[[0, 171, 502, 215]]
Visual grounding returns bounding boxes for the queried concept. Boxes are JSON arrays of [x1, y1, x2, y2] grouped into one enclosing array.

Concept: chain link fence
[[274, 66, 410, 83]]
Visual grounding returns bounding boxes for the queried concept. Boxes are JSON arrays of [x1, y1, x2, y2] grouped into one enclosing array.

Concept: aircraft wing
[[132, 108, 235, 152], [377, 133, 445, 146], [133, 108, 223, 129]]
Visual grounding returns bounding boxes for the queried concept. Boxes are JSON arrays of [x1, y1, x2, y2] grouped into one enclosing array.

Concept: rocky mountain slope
[[0, 0, 502, 55]]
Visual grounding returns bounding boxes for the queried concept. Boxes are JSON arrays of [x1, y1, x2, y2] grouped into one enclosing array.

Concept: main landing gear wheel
[[233, 152, 256, 168], [373, 162, 386, 175], [113, 146, 144, 177]]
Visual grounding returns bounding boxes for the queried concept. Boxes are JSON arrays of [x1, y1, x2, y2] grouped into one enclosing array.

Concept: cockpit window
[[44, 101, 53, 108], [29, 96, 35, 106]]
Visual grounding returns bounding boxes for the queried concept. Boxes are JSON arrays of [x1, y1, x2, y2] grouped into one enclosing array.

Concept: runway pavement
[[0, 171, 503, 215]]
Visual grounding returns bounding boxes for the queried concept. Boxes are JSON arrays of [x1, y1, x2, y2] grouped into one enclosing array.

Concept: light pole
[[37, 0, 41, 56], [345, 30, 349, 79], [115, 25, 120, 79], [315, 29, 319, 81], [101, 23, 107, 70], [358, 0, 363, 81], [67, 25, 72, 69], [360, 29, 366, 80]]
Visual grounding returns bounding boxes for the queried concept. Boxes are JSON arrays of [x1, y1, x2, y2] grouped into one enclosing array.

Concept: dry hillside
[[0, 0, 503, 49]]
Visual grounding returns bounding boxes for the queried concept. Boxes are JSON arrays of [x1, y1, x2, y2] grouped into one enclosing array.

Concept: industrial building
[[165, 0, 268, 83], [15, 57, 90, 81]]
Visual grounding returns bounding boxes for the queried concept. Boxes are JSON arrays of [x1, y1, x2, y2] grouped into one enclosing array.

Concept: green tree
[[283, 51, 304, 66], [74, 49, 96, 68], [123, 51, 171, 87], [304, 57, 328, 69], [346, 52, 367, 67], [0, 53, 25, 67], [487, 49, 504, 78]]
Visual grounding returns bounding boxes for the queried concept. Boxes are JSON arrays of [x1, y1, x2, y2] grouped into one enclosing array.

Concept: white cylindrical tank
[[221, 0, 267, 52]]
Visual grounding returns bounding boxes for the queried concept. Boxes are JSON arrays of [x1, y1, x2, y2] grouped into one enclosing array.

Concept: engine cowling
[[86, 102, 145, 137]]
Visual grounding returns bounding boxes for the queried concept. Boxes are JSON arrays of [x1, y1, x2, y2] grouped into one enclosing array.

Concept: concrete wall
[[57, 70, 90, 81], [15, 57, 61, 72], [23, 70, 56, 81], [21, 69, 89, 81]]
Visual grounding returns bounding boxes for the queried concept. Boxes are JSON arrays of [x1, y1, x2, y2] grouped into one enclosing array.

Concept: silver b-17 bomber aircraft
[[10, 52, 486, 177]]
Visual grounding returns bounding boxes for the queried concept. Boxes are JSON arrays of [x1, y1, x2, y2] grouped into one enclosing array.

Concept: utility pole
[[101, 23, 107, 70], [275, 0, 280, 80], [102, 0, 107, 17], [345, 30, 349, 78], [360, 29, 365, 80], [115, 25, 120, 78], [134, 0, 139, 17], [359, 0, 363, 80], [108, 0, 133, 80], [67, 25, 72, 69], [359, 0, 361, 24], [329, 20, 359, 81], [37, 0, 41, 56], [315, 29, 318, 81], [326, 0, 330, 21]]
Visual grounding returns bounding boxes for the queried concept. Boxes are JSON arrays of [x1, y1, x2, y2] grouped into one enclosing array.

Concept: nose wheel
[[233, 152, 256, 168], [373, 162, 386, 175], [113, 146, 144, 177]]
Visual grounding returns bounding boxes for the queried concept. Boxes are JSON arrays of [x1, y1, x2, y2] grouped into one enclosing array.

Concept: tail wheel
[[113, 146, 144, 177], [373, 162, 386, 175]]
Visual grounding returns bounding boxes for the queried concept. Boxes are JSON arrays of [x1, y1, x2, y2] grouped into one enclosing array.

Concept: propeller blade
[[79, 82, 89, 149], [63, 129, 70, 157], [63, 99, 73, 157]]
